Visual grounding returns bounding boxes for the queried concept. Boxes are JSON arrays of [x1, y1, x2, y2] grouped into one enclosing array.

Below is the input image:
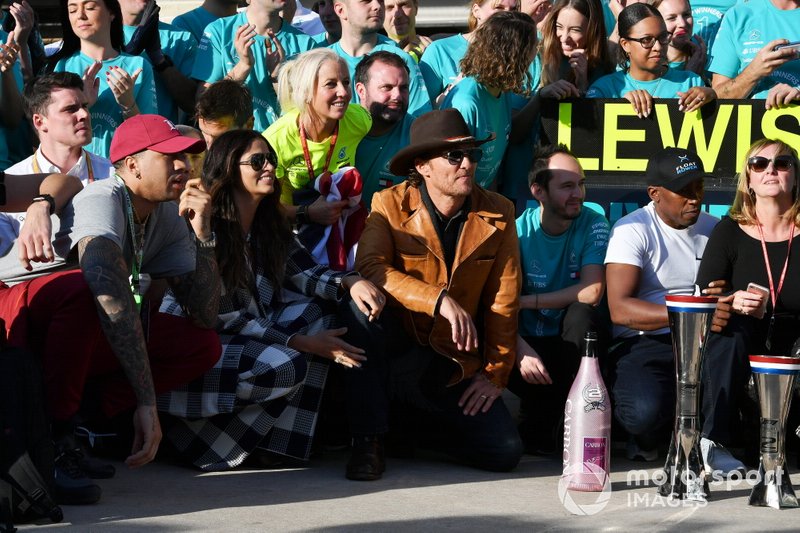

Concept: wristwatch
[[296, 204, 310, 226], [32, 193, 55, 215], [197, 232, 217, 249]]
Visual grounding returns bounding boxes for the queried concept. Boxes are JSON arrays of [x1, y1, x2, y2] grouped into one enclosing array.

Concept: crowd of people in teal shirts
[[1, 0, 800, 510], [2, 0, 800, 190]]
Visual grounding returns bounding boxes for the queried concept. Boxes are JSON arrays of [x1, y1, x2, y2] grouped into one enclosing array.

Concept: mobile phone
[[774, 41, 800, 52], [747, 282, 769, 319]]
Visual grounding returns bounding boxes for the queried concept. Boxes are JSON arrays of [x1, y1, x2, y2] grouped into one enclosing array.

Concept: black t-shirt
[[697, 217, 800, 353]]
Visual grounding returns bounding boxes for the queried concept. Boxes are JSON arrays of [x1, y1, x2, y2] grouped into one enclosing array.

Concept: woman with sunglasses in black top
[[699, 138, 800, 354], [696, 138, 800, 460], [157, 129, 384, 471]]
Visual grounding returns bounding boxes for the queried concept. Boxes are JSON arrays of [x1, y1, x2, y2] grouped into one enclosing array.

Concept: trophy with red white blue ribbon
[[659, 295, 717, 501], [749, 354, 800, 509]]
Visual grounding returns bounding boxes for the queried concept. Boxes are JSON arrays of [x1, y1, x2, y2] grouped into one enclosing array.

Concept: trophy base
[[657, 434, 708, 502], [748, 463, 798, 509]]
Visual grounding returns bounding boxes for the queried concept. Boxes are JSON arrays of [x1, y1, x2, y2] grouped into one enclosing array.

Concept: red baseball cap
[[110, 114, 206, 163]]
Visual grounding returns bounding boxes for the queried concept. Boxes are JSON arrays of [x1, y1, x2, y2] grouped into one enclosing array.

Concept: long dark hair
[[539, 0, 612, 86], [202, 130, 292, 292], [47, 0, 125, 71]]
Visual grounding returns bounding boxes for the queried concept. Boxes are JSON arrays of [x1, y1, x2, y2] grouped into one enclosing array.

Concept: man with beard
[[354, 51, 414, 208], [342, 109, 522, 481], [509, 144, 610, 455], [330, 0, 430, 117]]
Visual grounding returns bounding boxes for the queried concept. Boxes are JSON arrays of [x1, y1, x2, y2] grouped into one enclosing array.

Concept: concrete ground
[[16, 447, 800, 532]]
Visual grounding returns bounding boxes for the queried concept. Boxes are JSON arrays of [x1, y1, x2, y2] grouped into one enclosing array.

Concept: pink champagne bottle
[[562, 331, 611, 491]]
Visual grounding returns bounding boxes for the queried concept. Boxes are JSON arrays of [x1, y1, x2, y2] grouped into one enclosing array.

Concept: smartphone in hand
[[774, 41, 800, 53], [747, 282, 769, 319]]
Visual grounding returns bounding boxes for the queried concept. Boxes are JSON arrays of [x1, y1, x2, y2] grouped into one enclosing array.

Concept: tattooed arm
[[166, 177, 221, 329], [78, 235, 162, 467]]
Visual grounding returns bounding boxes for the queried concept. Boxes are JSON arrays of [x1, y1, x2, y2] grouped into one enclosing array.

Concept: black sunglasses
[[624, 31, 672, 49], [442, 148, 483, 165], [747, 155, 793, 172], [239, 151, 278, 171]]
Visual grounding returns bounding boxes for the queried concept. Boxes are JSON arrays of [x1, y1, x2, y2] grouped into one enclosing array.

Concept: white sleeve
[[604, 218, 647, 268]]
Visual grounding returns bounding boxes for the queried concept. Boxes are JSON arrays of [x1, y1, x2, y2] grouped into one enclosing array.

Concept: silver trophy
[[748, 354, 800, 509], [658, 295, 718, 501]]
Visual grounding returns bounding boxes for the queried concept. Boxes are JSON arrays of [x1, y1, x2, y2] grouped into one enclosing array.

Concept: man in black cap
[[604, 147, 745, 475], [342, 108, 523, 481]]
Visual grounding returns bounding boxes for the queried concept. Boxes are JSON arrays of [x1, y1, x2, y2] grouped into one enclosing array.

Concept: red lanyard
[[756, 223, 794, 315], [298, 120, 339, 182]]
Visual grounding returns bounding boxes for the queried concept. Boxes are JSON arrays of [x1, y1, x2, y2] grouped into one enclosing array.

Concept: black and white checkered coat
[[157, 236, 350, 471]]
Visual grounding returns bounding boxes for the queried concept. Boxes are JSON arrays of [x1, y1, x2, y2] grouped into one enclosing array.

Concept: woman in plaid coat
[[157, 130, 385, 470]]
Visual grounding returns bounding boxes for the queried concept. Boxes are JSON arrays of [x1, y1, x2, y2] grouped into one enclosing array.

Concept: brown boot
[[346, 435, 385, 481]]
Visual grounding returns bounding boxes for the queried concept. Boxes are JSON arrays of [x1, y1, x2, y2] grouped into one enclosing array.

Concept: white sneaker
[[701, 438, 745, 477]]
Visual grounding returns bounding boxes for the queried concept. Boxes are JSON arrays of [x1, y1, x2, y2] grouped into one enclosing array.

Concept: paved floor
[[16, 447, 800, 532]]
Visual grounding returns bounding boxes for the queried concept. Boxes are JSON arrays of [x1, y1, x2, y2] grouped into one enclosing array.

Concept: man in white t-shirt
[[605, 147, 744, 476]]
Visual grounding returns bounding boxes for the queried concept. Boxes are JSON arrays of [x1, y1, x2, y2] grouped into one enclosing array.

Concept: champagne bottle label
[[582, 383, 607, 412], [583, 437, 607, 472]]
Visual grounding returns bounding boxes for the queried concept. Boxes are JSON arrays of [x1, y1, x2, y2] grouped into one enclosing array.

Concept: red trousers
[[0, 270, 221, 421]]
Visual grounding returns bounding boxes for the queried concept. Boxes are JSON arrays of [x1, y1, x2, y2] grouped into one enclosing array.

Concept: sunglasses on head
[[624, 31, 672, 49], [747, 155, 793, 172], [442, 148, 483, 165], [239, 151, 278, 171]]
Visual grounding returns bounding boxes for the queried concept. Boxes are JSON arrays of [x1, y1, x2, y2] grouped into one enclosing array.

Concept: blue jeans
[[610, 334, 675, 449], [341, 299, 523, 472]]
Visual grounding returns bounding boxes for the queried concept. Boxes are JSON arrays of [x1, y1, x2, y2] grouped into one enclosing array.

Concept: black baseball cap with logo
[[646, 147, 713, 192]]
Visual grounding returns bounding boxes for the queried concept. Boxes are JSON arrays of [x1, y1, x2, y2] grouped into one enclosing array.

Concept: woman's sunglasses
[[239, 151, 278, 171], [747, 155, 794, 172], [442, 148, 483, 165]]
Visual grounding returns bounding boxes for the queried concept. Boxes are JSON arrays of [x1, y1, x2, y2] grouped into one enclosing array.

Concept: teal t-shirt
[[354, 113, 414, 209], [418, 34, 468, 103], [330, 35, 431, 117], [497, 57, 545, 202], [586, 68, 705, 98], [171, 6, 218, 44], [441, 76, 513, 189], [708, 0, 800, 98], [193, 13, 320, 131], [517, 206, 610, 337], [692, 0, 737, 53], [123, 22, 197, 123], [53, 52, 157, 158], [0, 27, 25, 170]]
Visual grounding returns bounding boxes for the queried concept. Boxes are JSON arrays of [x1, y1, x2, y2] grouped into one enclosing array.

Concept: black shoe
[[53, 436, 102, 505], [346, 435, 385, 481]]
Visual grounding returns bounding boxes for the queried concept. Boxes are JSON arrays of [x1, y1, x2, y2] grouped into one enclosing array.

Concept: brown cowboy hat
[[388, 109, 495, 176]]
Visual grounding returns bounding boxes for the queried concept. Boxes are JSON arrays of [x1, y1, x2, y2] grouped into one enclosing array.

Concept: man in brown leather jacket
[[342, 109, 523, 481]]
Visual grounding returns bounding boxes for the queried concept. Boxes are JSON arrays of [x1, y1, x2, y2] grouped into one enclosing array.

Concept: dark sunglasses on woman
[[240, 151, 278, 171], [747, 155, 794, 172]]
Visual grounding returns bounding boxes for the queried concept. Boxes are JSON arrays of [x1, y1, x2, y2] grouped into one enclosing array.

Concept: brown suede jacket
[[355, 181, 521, 388]]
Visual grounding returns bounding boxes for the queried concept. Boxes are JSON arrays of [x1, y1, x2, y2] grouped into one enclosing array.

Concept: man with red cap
[[0, 115, 221, 505]]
